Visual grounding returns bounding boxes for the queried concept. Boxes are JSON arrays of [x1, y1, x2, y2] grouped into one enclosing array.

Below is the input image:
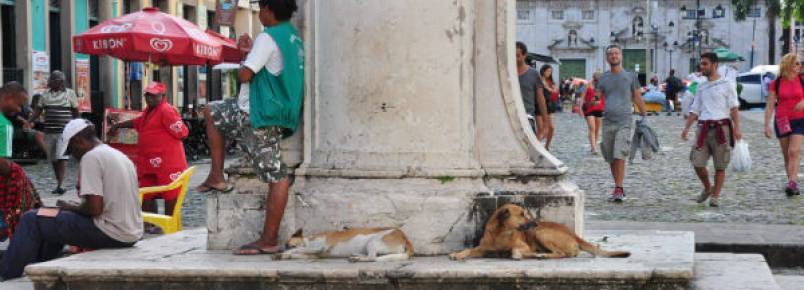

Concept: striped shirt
[[38, 88, 78, 133]]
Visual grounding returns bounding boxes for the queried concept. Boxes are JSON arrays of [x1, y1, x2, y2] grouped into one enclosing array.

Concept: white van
[[736, 65, 778, 109]]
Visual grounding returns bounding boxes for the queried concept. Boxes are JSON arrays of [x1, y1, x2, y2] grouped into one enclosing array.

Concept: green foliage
[[732, 0, 803, 27], [436, 176, 456, 184]]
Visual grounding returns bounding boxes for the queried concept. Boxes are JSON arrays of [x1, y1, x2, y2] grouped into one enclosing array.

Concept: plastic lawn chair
[[139, 166, 196, 234]]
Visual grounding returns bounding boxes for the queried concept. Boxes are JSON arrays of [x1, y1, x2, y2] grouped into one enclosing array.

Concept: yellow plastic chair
[[139, 166, 196, 234]]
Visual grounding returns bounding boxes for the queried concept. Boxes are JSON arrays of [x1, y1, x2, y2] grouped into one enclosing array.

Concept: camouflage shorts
[[208, 99, 287, 183]]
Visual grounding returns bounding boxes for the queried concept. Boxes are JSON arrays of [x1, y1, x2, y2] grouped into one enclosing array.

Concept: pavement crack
[[158, 247, 200, 260], [431, 211, 465, 243]]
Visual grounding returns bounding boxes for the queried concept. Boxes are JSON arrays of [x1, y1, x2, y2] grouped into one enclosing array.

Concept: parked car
[[736, 65, 778, 109]]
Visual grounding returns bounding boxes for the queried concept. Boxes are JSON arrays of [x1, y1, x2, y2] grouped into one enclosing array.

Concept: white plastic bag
[[731, 140, 752, 172]]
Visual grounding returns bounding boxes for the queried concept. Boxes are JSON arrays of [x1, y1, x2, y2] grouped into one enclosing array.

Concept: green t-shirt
[[0, 114, 13, 158]]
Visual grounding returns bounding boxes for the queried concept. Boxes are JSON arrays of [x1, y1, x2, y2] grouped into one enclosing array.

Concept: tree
[[732, 0, 804, 63]]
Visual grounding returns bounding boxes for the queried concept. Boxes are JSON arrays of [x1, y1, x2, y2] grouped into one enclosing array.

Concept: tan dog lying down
[[275, 228, 414, 262], [449, 204, 629, 260]]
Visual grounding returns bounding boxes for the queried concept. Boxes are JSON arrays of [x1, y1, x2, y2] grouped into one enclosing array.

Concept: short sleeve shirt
[[0, 114, 12, 158], [238, 32, 284, 113], [38, 88, 78, 108], [80, 144, 143, 243], [689, 79, 739, 121], [769, 77, 804, 121], [518, 68, 544, 116], [597, 70, 640, 124]]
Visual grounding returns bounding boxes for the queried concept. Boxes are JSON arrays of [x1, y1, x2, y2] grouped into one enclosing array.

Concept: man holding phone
[[0, 119, 142, 279]]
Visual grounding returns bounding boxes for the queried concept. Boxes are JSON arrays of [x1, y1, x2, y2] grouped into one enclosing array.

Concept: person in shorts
[[195, 0, 304, 255], [582, 72, 605, 154], [595, 45, 648, 202], [26, 71, 78, 195], [681, 52, 743, 207], [764, 53, 804, 197]]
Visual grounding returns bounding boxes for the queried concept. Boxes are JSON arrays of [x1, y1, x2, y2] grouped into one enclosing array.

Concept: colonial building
[[0, 0, 262, 119], [517, 0, 783, 83]]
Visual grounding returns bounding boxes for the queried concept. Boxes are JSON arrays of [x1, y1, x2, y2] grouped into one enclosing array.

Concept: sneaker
[[51, 187, 65, 195], [709, 196, 719, 207], [607, 187, 625, 202], [785, 181, 801, 197], [696, 189, 712, 203]]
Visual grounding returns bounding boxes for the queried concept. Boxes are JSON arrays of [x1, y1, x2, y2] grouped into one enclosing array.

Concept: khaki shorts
[[600, 122, 632, 164], [44, 133, 69, 161], [208, 98, 288, 183], [690, 124, 732, 170]]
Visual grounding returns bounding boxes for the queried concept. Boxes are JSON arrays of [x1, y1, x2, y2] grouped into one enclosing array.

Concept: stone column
[[97, 0, 116, 108], [208, 0, 583, 255], [15, 1, 32, 91]]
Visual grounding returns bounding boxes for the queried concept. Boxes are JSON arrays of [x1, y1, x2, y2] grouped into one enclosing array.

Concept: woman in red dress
[[110, 82, 189, 217]]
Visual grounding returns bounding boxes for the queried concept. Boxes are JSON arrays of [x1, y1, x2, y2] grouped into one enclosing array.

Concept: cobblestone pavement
[[549, 111, 803, 225]]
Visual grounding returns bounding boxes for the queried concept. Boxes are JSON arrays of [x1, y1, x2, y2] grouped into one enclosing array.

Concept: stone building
[[0, 0, 262, 117], [516, 0, 783, 83]]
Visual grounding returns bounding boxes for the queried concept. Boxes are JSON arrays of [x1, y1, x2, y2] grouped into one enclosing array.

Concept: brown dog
[[523, 220, 630, 259], [449, 204, 542, 260], [449, 204, 629, 260]]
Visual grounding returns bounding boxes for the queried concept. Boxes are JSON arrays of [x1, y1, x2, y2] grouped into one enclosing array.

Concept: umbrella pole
[[125, 61, 131, 110]]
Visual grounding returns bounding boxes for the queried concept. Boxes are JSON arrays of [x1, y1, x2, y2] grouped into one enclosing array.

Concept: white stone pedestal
[[208, 0, 584, 254]]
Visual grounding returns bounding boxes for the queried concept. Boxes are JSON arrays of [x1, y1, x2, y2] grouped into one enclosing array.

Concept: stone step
[[589, 221, 804, 267], [0, 277, 34, 290], [773, 275, 804, 290], [692, 253, 781, 290], [26, 229, 695, 290]]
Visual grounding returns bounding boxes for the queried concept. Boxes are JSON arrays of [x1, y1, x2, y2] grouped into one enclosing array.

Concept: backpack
[[774, 76, 804, 95]]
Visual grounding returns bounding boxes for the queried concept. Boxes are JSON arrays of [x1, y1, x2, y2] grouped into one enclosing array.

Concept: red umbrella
[[73, 7, 221, 65], [206, 29, 241, 64]]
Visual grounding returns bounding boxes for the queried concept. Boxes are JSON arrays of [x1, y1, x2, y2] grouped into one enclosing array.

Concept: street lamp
[[748, 6, 760, 68], [664, 41, 679, 70]]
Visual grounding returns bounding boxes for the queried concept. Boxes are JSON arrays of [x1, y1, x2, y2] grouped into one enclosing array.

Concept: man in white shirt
[[0, 119, 141, 279], [681, 52, 742, 207]]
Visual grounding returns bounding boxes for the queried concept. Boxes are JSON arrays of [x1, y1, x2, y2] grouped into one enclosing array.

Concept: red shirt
[[583, 86, 605, 113], [770, 77, 804, 121], [132, 100, 189, 175]]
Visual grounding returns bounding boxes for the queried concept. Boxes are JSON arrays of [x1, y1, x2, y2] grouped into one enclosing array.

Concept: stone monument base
[[28, 229, 704, 290], [207, 169, 583, 254]]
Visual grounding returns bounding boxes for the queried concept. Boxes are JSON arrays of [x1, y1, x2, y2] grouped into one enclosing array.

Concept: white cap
[[57, 119, 92, 157]]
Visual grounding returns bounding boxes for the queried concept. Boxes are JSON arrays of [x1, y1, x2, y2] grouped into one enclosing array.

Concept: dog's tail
[[576, 236, 630, 258]]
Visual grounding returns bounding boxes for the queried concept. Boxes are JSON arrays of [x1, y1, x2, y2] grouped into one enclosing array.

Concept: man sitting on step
[[0, 119, 142, 279]]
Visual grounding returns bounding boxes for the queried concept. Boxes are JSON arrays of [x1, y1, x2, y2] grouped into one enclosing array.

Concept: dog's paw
[[272, 253, 284, 261], [534, 253, 547, 260], [448, 253, 464, 261]]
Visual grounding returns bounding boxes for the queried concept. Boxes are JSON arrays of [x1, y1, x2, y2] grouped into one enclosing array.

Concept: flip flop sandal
[[196, 183, 234, 193], [233, 242, 281, 255]]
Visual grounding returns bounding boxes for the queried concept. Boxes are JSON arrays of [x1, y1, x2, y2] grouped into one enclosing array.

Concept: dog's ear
[[292, 228, 303, 237], [496, 208, 510, 226]]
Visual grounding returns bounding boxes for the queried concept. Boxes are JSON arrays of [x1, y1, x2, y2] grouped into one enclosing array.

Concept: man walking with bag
[[681, 52, 742, 207]]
